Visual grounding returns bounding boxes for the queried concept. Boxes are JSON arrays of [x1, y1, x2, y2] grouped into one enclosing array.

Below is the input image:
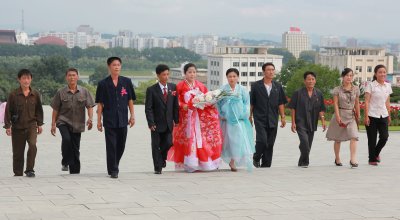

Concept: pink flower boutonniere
[[171, 90, 177, 96], [121, 87, 128, 96]]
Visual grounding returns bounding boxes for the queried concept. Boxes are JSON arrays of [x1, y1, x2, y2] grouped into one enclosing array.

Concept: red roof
[[34, 36, 67, 46]]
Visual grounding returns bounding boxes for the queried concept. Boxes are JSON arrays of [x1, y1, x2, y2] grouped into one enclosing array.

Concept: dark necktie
[[163, 87, 167, 101]]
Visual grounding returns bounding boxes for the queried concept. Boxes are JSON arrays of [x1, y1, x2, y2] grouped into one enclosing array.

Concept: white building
[[282, 27, 310, 59], [207, 46, 283, 91], [181, 35, 218, 55], [317, 47, 394, 83], [39, 32, 76, 48], [320, 36, 341, 47], [16, 31, 29, 45]]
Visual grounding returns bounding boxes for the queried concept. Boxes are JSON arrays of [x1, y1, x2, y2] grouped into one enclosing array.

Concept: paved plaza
[[0, 105, 400, 220]]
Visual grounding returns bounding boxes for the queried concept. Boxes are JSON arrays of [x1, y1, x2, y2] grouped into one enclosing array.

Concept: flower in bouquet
[[192, 89, 236, 110]]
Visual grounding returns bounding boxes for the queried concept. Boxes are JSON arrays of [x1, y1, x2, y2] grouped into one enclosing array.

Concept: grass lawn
[[284, 115, 400, 131]]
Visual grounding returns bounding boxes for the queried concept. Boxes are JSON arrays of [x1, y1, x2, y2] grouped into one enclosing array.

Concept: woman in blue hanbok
[[217, 68, 255, 171]]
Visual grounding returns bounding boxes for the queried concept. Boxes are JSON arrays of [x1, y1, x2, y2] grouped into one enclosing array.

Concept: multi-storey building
[[282, 27, 310, 59], [317, 47, 394, 83], [207, 46, 283, 91]]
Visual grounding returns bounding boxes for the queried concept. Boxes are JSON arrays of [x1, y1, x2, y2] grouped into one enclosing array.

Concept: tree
[[285, 63, 341, 99], [276, 59, 308, 88], [134, 79, 157, 104], [267, 48, 296, 64], [71, 46, 83, 60], [30, 56, 69, 83], [89, 65, 109, 85], [299, 50, 317, 64]]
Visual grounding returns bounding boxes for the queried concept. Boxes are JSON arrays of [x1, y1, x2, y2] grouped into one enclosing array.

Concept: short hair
[[262, 62, 275, 71], [17, 69, 32, 79], [303, 71, 316, 79], [341, 68, 353, 77], [226, 68, 239, 76], [373, 64, 387, 81], [65, 67, 79, 76], [107, 57, 122, 66], [155, 64, 170, 75], [183, 63, 196, 74]]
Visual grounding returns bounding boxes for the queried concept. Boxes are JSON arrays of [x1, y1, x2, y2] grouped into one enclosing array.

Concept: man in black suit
[[250, 62, 287, 168], [145, 64, 179, 174]]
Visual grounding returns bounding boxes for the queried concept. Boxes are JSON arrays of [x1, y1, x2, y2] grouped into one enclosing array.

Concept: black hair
[[226, 68, 239, 76], [107, 57, 122, 66], [183, 63, 196, 74], [17, 69, 32, 79], [262, 62, 275, 71], [341, 68, 353, 77], [372, 64, 386, 81], [155, 64, 170, 75], [65, 67, 79, 76], [303, 71, 316, 80]]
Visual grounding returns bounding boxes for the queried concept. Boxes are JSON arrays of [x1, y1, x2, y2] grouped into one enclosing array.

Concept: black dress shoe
[[253, 159, 260, 168], [162, 161, 166, 168], [24, 170, 35, 178], [110, 173, 118, 178], [154, 170, 162, 174]]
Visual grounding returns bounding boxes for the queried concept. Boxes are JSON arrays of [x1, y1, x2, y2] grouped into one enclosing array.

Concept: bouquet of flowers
[[192, 89, 234, 110]]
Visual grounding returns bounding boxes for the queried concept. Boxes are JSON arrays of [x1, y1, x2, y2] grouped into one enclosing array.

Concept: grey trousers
[[296, 128, 315, 166]]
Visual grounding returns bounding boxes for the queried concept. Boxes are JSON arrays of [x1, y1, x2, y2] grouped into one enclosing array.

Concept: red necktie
[[163, 87, 168, 101]]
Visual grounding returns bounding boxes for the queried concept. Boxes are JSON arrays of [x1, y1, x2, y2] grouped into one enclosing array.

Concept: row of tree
[[0, 44, 202, 63]]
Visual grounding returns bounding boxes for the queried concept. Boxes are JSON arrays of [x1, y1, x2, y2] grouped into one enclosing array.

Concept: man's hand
[[364, 117, 370, 126], [51, 125, 57, 136], [149, 125, 156, 131], [280, 118, 286, 128], [129, 117, 135, 128], [37, 126, 43, 135], [87, 119, 93, 130], [97, 122, 103, 132], [291, 123, 297, 133], [6, 128, 11, 136]]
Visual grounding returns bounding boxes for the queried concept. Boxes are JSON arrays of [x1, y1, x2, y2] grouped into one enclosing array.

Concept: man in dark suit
[[145, 64, 179, 174], [250, 62, 287, 168], [96, 57, 136, 179]]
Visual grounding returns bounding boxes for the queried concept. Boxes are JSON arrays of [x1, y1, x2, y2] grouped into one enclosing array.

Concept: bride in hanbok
[[168, 63, 222, 172], [217, 68, 255, 171]]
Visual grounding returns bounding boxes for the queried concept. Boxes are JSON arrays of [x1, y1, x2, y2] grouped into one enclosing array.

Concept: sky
[[1, 0, 399, 43]]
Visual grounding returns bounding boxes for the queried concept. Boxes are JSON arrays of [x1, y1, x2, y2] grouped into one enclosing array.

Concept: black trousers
[[366, 116, 389, 162], [58, 125, 82, 174], [296, 128, 315, 166], [151, 129, 172, 171], [253, 123, 278, 167], [11, 127, 37, 176], [104, 127, 127, 175]]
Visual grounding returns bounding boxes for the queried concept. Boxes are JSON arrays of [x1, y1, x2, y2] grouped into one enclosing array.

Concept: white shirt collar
[[158, 82, 168, 90]]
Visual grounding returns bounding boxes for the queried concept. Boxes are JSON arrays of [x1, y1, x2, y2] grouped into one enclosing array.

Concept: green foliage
[[267, 48, 296, 64], [391, 86, 400, 103], [134, 79, 157, 104], [276, 59, 308, 87], [141, 47, 202, 63], [285, 63, 341, 99], [89, 65, 109, 85], [299, 50, 317, 64]]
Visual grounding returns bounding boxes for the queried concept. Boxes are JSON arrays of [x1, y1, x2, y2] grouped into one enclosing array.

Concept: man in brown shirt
[[4, 69, 44, 177], [50, 68, 95, 174]]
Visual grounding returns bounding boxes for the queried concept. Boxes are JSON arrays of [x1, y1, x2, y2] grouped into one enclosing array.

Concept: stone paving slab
[[0, 106, 400, 219]]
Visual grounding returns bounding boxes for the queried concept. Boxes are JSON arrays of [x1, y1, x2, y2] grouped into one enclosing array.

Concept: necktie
[[163, 87, 168, 101]]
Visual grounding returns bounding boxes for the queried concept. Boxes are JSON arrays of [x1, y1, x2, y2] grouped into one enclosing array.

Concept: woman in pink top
[[364, 64, 392, 166]]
